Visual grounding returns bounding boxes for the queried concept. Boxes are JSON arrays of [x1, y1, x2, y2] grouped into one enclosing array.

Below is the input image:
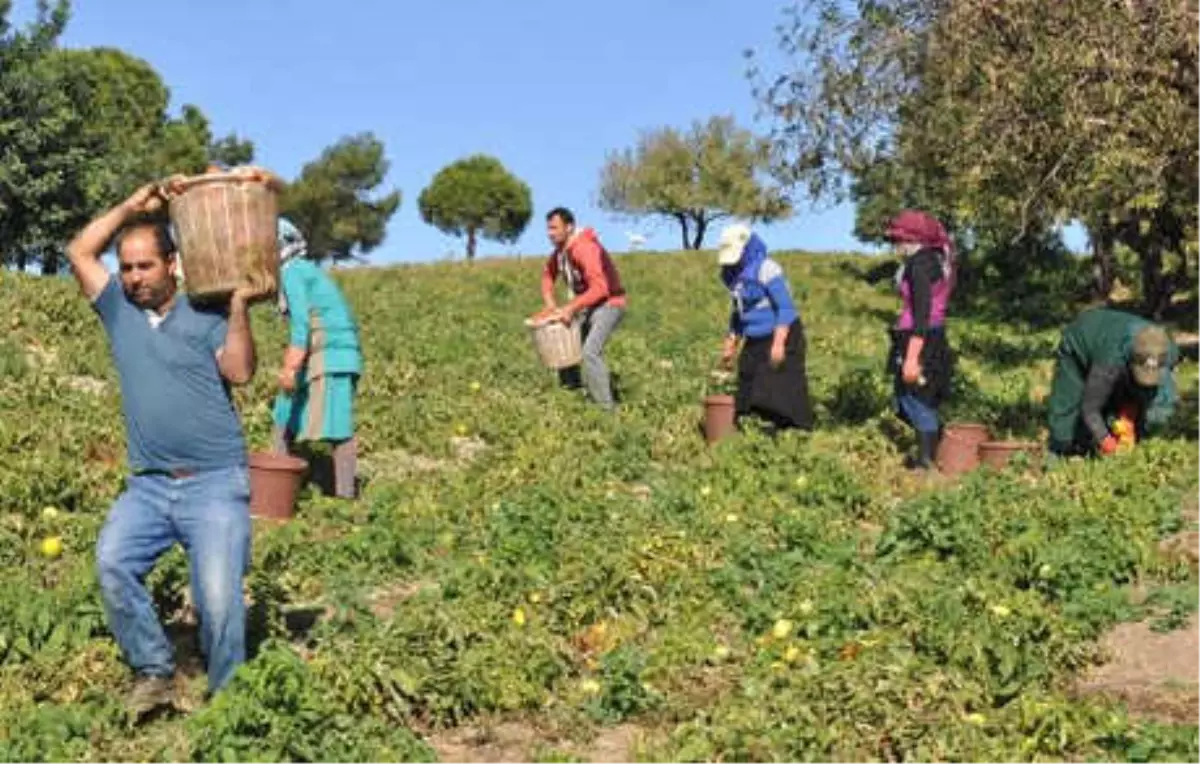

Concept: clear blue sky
[[28, 0, 1080, 263]]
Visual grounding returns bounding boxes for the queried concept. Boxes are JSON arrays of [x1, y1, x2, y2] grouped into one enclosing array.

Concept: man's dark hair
[[546, 207, 575, 226], [113, 219, 176, 261]]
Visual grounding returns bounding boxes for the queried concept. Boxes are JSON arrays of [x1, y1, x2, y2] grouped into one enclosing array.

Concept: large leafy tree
[[280, 133, 402, 264], [0, 0, 76, 272], [417, 154, 532, 261], [751, 0, 1198, 315], [48, 47, 177, 208], [598, 115, 791, 250], [40, 48, 257, 272], [2, 5, 400, 273], [0, 4, 255, 273]]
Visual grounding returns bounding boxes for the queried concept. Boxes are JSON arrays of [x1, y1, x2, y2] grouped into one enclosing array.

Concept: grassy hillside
[[0, 251, 1196, 761]]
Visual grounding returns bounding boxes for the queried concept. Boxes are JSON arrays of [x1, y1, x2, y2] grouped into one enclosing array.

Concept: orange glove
[[1099, 435, 1120, 456]]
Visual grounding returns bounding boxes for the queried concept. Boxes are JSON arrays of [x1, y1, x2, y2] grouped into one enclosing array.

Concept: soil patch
[[367, 580, 438, 619], [65, 374, 108, 395], [361, 437, 489, 483], [1160, 495, 1199, 572], [361, 448, 454, 478], [1078, 495, 1200, 724], [428, 720, 644, 763], [1076, 616, 1199, 724]]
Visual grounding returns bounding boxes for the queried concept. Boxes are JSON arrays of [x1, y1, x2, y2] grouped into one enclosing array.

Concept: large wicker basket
[[165, 172, 280, 303], [525, 317, 583, 369]]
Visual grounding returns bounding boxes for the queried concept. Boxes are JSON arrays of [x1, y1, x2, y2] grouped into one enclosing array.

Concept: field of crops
[[0, 250, 1197, 762]]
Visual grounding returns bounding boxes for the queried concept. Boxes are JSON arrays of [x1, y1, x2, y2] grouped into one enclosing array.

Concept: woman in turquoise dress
[[271, 218, 364, 498]]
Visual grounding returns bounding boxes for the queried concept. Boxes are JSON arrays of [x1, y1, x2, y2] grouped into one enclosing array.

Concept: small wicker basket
[[525, 317, 583, 369], [165, 172, 280, 302]]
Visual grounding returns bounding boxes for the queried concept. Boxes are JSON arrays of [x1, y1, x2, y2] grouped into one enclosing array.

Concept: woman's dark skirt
[[887, 326, 954, 411], [736, 319, 814, 431]]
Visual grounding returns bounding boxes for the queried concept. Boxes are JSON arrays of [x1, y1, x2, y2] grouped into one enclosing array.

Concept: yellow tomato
[[772, 619, 794, 639], [40, 536, 63, 559]]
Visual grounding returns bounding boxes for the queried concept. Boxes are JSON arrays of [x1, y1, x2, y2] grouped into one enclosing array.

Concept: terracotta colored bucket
[[249, 452, 308, 520], [704, 395, 737, 444], [978, 440, 1041, 470], [936, 422, 992, 476]]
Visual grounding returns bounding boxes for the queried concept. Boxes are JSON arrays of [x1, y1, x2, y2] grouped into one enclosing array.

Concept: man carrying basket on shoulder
[[531, 207, 627, 411], [65, 175, 272, 719]]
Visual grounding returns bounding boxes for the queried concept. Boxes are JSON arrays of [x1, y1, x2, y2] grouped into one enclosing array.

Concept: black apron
[[887, 326, 954, 408], [736, 319, 814, 430]]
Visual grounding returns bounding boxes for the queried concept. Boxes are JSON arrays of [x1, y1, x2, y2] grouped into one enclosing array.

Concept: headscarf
[[276, 217, 308, 314], [886, 210, 955, 289], [720, 232, 769, 291], [277, 217, 308, 263]]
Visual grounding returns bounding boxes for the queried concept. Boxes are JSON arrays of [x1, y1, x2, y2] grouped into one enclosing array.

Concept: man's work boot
[[126, 675, 175, 722]]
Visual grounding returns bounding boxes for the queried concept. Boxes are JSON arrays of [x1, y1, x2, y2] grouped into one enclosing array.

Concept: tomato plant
[[0, 253, 1195, 761]]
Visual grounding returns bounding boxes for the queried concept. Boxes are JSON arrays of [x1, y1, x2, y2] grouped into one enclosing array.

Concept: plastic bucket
[[935, 422, 992, 476], [249, 452, 308, 521], [978, 440, 1041, 470], [703, 394, 737, 444]]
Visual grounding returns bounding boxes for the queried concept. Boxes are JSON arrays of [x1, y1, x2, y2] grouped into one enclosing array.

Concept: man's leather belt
[[135, 468, 196, 479]]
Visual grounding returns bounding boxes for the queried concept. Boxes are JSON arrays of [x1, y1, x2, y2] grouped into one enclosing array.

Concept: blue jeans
[[894, 385, 941, 434], [96, 465, 252, 693]]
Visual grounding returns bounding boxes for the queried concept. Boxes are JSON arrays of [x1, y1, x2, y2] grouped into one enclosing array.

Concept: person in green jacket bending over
[[271, 218, 364, 498], [1047, 307, 1179, 457]]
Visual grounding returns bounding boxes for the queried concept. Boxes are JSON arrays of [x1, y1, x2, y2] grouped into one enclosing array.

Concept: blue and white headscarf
[[276, 217, 307, 314], [278, 217, 308, 263]]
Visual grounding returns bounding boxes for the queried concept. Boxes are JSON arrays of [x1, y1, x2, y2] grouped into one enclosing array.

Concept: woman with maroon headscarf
[[884, 211, 957, 470]]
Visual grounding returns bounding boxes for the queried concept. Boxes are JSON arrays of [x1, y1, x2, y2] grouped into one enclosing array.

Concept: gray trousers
[[272, 426, 358, 499], [561, 304, 624, 410]]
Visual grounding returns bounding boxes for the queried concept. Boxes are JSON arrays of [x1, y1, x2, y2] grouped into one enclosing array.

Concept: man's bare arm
[[65, 184, 165, 300], [217, 293, 257, 385]]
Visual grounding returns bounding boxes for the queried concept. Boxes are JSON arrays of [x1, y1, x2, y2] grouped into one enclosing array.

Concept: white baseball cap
[[716, 223, 752, 266]]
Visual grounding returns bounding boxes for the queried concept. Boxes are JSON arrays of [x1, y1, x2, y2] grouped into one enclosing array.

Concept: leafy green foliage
[[0, 249, 1195, 760], [586, 645, 660, 723], [280, 132, 402, 264], [0, 7, 253, 274], [0, 0, 83, 272], [189, 642, 435, 762], [4, 6, 397, 273], [752, 0, 1198, 313], [417, 154, 532, 261], [598, 115, 792, 249], [46, 47, 255, 214], [207, 133, 255, 169]]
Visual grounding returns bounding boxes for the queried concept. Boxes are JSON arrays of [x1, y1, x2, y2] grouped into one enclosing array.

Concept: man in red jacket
[[535, 207, 627, 410]]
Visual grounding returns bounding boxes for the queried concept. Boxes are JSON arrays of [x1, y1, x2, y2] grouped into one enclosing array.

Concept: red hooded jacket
[[541, 227, 627, 311]]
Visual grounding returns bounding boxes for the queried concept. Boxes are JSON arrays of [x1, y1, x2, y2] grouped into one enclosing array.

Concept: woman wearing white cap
[[717, 223, 814, 433]]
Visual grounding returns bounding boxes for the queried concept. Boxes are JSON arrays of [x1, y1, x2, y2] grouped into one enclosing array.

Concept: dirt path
[[1076, 497, 1199, 725]]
